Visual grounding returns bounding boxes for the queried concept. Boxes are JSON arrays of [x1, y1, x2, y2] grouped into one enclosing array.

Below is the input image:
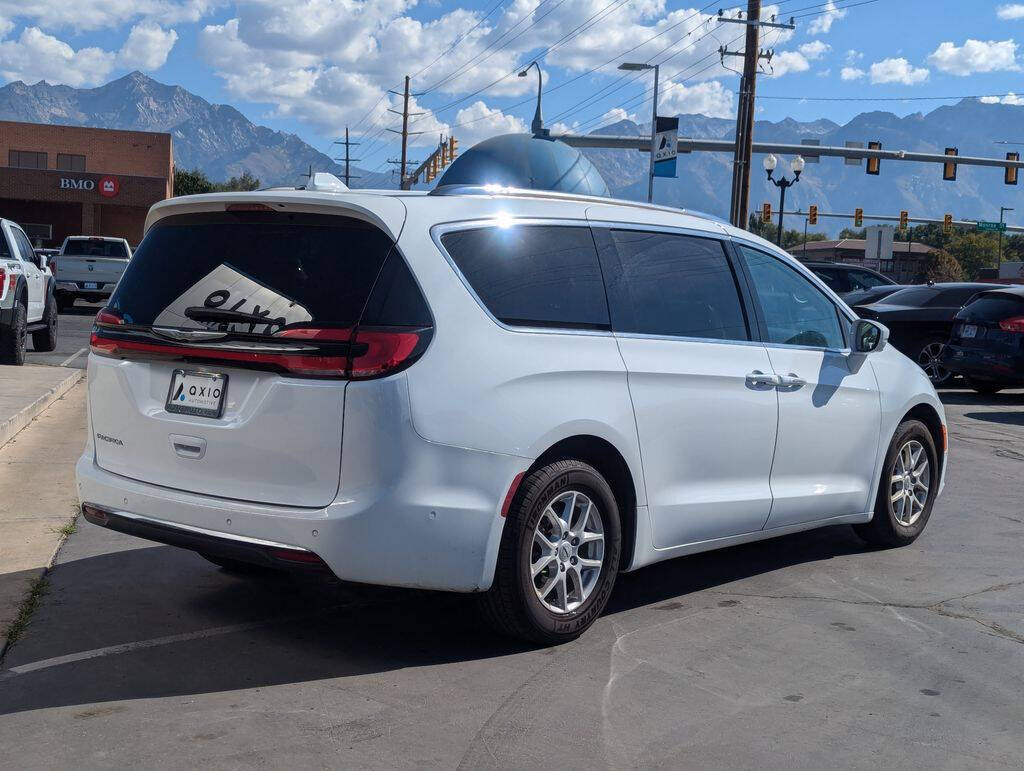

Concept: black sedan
[[852, 282, 1007, 386], [940, 285, 1024, 393]]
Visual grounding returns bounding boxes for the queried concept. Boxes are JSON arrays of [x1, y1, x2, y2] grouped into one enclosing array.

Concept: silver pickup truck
[[53, 236, 132, 310]]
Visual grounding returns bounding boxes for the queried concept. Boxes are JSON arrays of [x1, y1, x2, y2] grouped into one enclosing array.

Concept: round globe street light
[[765, 155, 804, 246]]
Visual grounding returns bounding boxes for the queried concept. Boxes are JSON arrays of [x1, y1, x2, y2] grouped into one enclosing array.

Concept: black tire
[[966, 378, 1004, 395], [914, 338, 953, 386], [56, 294, 73, 312], [853, 419, 939, 548], [0, 302, 27, 365], [31, 294, 58, 352], [199, 553, 280, 574], [478, 460, 621, 645]]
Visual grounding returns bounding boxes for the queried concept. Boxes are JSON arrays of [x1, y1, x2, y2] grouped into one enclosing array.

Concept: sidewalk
[[0, 365, 83, 449], [0, 381, 86, 653]]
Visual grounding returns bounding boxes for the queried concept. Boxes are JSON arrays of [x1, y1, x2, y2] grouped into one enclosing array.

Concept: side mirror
[[854, 319, 888, 353], [30, 253, 44, 270]]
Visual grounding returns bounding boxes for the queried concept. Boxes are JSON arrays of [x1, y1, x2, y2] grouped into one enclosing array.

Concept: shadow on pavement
[[963, 411, 1024, 426], [0, 524, 869, 716], [938, 389, 1024, 406]]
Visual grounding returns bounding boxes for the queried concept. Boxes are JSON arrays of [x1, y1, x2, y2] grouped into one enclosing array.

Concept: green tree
[[173, 167, 214, 196], [746, 214, 828, 250], [944, 232, 999, 279], [213, 170, 261, 192], [837, 227, 866, 240], [922, 249, 964, 282]]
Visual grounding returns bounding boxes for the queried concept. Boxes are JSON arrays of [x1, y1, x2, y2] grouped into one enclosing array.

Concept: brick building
[[0, 121, 172, 247]]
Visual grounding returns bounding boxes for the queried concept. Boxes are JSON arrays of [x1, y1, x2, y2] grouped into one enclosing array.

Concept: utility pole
[[999, 205, 1014, 273], [720, 4, 794, 228], [387, 76, 424, 190], [332, 127, 361, 186]]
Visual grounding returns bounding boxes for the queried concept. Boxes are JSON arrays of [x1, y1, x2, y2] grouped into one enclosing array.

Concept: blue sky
[[1, 1, 1022, 174]]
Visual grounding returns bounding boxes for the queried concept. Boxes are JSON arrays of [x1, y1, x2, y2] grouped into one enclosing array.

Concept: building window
[[22, 223, 53, 243], [56, 153, 86, 171], [9, 150, 47, 169]]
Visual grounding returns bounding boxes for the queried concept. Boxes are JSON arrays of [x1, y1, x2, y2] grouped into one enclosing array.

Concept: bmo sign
[[59, 175, 120, 198]]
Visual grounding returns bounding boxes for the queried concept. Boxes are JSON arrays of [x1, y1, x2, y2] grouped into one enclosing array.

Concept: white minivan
[[78, 180, 946, 644]]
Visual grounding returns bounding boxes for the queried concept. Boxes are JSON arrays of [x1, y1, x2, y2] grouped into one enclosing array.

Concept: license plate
[[961, 324, 978, 339], [166, 370, 228, 418], [83, 282, 98, 290]]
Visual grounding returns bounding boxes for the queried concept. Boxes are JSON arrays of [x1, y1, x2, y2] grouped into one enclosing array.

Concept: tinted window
[[0, 232, 10, 258], [740, 247, 845, 349], [108, 212, 397, 334], [9, 150, 46, 169], [63, 239, 129, 259], [812, 268, 843, 292], [846, 269, 890, 290], [603, 230, 748, 340], [928, 288, 983, 308], [878, 287, 934, 306], [961, 293, 1024, 320], [441, 225, 609, 330], [56, 153, 86, 171], [13, 230, 35, 262]]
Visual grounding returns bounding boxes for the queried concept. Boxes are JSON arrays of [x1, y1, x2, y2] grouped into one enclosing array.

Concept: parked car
[[54, 235, 132, 311], [78, 180, 947, 644], [802, 261, 899, 299], [842, 283, 911, 308], [940, 285, 1024, 393], [852, 282, 1006, 386], [0, 218, 58, 364]]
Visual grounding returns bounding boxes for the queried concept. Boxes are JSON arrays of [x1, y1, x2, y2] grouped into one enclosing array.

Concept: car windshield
[[64, 239, 129, 259]]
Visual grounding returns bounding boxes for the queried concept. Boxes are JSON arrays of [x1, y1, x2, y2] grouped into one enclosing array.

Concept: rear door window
[[846, 269, 889, 290], [440, 224, 609, 330], [602, 230, 749, 341], [64, 239, 129, 259], [107, 211, 397, 335]]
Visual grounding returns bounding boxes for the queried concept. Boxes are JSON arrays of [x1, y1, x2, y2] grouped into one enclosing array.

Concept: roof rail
[[429, 183, 722, 222]]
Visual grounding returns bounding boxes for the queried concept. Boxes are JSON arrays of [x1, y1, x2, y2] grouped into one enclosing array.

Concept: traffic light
[[449, 136, 458, 161], [440, 138, 448, 166], [426, 156, 437, 183], [943, 147, 958, 181], [866, 141, 881, 175], [762, 202, 772, 223], [943, 214, 953, 235], [854, 207, 863, 227], [1006, 152, 1019, 186], [899, 210, 909, 231], [808, 205, 818, 225]]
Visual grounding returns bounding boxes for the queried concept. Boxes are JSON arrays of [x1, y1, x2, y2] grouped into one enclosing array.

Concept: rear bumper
[[55, 281, 113, 295], [81, 503, 328, 571], [940, 344, 1024, 384]]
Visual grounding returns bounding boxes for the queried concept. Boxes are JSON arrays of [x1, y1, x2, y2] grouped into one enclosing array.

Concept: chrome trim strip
[[86, 504, 312, 552], [152, 327, 229, 342]]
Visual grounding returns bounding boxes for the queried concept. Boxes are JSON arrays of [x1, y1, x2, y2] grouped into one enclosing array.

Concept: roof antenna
[[518, 61, 549, 137]]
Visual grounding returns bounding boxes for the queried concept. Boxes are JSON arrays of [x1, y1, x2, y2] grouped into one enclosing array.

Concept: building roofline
[[0, 119, 172, 141]]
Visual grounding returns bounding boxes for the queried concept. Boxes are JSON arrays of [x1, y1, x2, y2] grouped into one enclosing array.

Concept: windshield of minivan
[[64, 239, 129, 259]]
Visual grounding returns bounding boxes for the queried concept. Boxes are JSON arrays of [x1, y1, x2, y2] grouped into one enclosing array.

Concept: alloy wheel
[[890, 439, 930, 527], [530, 490, 605, 614], [917, 342, 950, 385]]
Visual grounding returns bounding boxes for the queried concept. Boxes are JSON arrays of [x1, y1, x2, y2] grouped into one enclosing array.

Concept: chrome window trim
[[430, 217, 613, 338]]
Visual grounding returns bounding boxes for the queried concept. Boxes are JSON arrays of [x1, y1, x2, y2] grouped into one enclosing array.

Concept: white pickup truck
[[1, 217, 57, 364], [53, 236, 132, 311]]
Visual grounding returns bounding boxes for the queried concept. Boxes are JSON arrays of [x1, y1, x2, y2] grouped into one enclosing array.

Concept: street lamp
[[618, 62, 659, 203], [518, 61, 548, 137], [764, 154, 805, 246]]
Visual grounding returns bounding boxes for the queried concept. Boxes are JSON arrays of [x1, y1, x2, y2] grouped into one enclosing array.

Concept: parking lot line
[[59, 347, 87, 368]]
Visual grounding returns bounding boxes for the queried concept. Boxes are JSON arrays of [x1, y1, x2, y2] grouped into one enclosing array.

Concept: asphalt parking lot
[[24, 303, 102, 370], [0, 388, 1022, 769]]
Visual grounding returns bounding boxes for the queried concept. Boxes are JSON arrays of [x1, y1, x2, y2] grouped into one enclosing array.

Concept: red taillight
[[501, 471, 526, 518], [265, 547, 326, 566], [95, 307, 124, 325], [350, 328, 424, 379], [274, 327, 353, 343], [226, 203, 276, 212], [999, 316, 1024, 333]]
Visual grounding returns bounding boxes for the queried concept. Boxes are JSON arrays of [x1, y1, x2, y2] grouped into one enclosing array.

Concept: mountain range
[[1, 72, 1021, 234]]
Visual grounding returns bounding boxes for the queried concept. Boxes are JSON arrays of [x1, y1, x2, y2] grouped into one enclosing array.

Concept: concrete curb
[[0, 369, 84, 450]]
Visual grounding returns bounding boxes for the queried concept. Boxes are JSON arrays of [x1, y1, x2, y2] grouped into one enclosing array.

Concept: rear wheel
[[478, 460, 621, 645], [853, 419, 938, 548], [915, 339, 952, 386], [0, 303, 27, 365], [31, 294, 58, 352], [966, 378, 1004, 395]]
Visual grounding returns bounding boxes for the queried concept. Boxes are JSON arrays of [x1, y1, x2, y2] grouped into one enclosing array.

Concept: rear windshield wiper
[[184, 306, 286, 331]]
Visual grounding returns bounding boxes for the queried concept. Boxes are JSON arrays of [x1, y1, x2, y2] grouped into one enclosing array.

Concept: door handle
[[778, 374, 807, 388], [746, 370, 782, 387]]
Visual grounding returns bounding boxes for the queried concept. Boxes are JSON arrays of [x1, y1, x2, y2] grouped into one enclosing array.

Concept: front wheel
[[478, 460, 621, 645], [915, 339, 953, 386], [853, 419, 938, 548], [0, 303, 27, 365]]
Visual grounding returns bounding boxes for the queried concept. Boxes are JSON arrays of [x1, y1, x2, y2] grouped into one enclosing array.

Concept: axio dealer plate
[[166, 370, 228, 418]]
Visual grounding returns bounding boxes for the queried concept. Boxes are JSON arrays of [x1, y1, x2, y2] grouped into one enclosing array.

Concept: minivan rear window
[[64, 239, 129, 259], [107, 212, 396, 333], [440, 225, 610, 330]]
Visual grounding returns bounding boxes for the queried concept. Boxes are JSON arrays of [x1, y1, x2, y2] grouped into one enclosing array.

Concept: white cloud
[[927, 39, 1019, 76], [869, 57, 929, 85], [840, 66, 865, 80], [598, 107, 639, 126], [799, 41, 831, 60], [997, 4, 1024, 19], [0, 0, 222, 32], [0, 26, 115, 86], [118, 22, 178, 70], [658, 79, 734, 118], [981, 92, 1024, 105], [807, 0, 847, 34], [452, 100, 526, 145], [767, 51, 810, 77], [845, 49, 863, 64]]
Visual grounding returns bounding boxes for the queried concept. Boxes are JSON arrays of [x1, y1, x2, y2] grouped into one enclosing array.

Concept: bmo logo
[[99, 176, 119, 197], [58, 176, 120, 197]]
